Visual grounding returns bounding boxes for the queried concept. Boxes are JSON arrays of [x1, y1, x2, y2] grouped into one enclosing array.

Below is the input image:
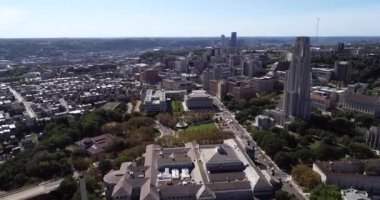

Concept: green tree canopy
[[310, 184, 342, 200], [291, 164, 321, 192]]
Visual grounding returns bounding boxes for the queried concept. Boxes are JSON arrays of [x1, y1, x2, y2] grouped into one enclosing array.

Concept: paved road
[[134, 100, 141, 113], [155, 121, 175, 138], [127, 102, 133, 114], [212, 97, 307, 200], [9, 87, 38, 119], [59, 98, 70, 112], [0, 179, 63, 200]]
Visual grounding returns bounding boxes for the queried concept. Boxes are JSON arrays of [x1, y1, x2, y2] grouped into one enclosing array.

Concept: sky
[[0, 0, 379, 38]]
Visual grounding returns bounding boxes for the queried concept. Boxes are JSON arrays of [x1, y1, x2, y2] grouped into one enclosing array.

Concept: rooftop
[[137, 139, 273, 199], [341, 189, 370, 200]]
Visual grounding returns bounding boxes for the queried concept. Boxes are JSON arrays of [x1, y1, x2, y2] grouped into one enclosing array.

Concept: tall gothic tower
[[283, 37, 311, 120]]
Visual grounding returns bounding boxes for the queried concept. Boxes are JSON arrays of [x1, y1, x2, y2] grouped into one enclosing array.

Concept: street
[[212, 97, 307, 200], [0, 179, 63, 200], [9, 87, 38, 120], [154, 120, 175, 138]]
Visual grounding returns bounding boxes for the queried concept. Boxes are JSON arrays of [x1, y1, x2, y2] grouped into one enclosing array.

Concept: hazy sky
[[0, 0, 379, 38]]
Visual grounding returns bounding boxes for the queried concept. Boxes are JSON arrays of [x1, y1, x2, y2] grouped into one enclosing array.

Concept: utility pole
[[316, 17, 320, 46]]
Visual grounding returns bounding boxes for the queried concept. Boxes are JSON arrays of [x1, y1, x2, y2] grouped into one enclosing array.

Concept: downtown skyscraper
[[230, 32, 237, 48], [283, 37, 311, 120]]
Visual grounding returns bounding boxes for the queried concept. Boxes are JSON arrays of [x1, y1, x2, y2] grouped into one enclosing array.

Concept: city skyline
[[0, 0, 380, 38]]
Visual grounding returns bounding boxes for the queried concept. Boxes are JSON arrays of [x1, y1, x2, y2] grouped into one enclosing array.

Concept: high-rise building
[[337, 42, 345, 52], [333, 61, 352, 84], [283, 37, 311, 120], [209, 80, 227, 99], [212, 65, 222, 80], [202, 68, 213, 90], [140, 69, 159, 84], [242, 57, 264, 77], [175, 57, 188, 73], [230, 32, 237, 48], [221, 34, 226, 50]]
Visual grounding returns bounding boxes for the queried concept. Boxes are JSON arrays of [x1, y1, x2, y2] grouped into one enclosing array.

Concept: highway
[[212, 97, 307, 200], [0, 179, 63, 200]]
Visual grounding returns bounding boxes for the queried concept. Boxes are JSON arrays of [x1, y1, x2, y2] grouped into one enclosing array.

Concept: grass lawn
[[154, 130, 161, 139], [177, 122, 233, 144], [172, 101, 183, 113], [184, 122, 218, 133]]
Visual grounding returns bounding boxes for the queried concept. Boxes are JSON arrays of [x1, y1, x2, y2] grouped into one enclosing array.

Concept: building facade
[[313, 159, 380, 195], [341, 92, 380, 117], [334, 61, 352, 84], [367, 125, 380, 151], [283, 37, 312, 120], [185, 90, 214, 110], [143, 89, 168, 114], [230, 32, 237, 48], [202, 68, 213, 91], [140, 69, 159, 84]]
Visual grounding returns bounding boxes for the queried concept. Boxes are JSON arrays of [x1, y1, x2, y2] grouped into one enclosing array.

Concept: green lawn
[[154, 130, 161, 139], [184, 122, 218, 133], [177, 122, 233, 144], [172, 101, 183, 113]]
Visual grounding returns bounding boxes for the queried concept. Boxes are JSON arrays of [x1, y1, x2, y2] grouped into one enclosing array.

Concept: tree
[[274, 152, 296, 172], [310, 184, 342, 200], [289, 119, 308, 134], [348, 142, 375, 159], [101, 122, 123, 135], [98, 160, 113, 175], [56, 177, 78, 200], [291, 164, 321, 192], [328, 117, 354, 136], [71, 158, 90, 171], [105, 138, 126, 153], [260, 134, 284, 157], [355, 113, 376, 128], [275, 190, 296, 200], [316, 144, 345, 161], [156, 135, 183, 148], [157, 113, 177, 128], [235, 111, 250, 123]]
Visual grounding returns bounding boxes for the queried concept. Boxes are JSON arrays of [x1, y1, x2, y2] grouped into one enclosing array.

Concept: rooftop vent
[[216, 145, 227, 155]]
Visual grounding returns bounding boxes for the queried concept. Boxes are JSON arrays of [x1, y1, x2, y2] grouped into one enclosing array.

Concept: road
[[9, 87, 38, 119], [134, 100, 141, 112], [127, 102, 133, 114], [155, 121, 175, 138], [0, 179, 63, 200], [212, 97, 307, 200], [59, 98, 70, 112]]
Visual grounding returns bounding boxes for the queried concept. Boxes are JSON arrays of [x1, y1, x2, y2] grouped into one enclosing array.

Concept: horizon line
[[1, 35, 380, 39]]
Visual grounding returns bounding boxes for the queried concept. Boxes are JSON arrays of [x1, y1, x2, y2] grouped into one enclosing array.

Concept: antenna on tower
[[316, 17, 320, 46]]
